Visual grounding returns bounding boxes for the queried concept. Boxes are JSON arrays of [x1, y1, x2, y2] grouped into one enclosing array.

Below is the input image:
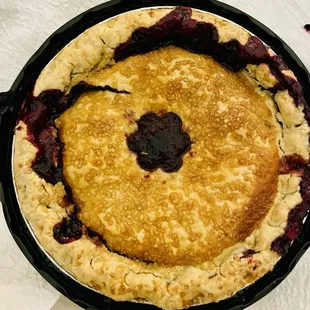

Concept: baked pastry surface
[[13, 6, 310, 309], [56, 46, 279, 266]]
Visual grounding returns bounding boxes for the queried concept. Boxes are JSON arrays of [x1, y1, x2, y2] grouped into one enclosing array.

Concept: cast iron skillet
[[0, 0, 310, 309]]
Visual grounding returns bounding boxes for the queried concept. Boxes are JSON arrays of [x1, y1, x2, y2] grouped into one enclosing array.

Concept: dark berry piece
[[53, 216, 82, 244]]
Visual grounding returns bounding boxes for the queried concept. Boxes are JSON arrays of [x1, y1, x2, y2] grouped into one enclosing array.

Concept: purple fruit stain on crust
[[304, 24, 310, 32], [86, 228, 106, 246], [114, 6, 305, 106], [278, 154, 307, 175], [272, 158, 310, 255], [18, 82, 129, 185], [126, 112, 191, 173]]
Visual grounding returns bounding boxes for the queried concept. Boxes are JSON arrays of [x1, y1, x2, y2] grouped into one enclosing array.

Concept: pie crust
[[13, 6, 310, 309]]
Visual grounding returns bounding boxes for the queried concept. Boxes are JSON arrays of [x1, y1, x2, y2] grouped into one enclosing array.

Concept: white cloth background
[[0, 0, 310, 309]]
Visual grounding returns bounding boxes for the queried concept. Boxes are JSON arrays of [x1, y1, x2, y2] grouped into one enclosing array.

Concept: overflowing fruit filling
[[18, 82, 128, 184]]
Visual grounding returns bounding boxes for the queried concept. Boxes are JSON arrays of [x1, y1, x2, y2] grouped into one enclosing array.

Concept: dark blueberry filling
[[18, 6, 310, 250], [271, 193, 310, 255], [127, 112, 191, 172], [304, 24, 310, 32], [53, 215, 83, 244], [114, 6, 305, 106], [272, 160, 310, 254], [18, 82, 128, 185]]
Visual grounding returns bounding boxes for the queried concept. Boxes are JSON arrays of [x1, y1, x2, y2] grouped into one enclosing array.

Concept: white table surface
[[1, 0, 310, 309]]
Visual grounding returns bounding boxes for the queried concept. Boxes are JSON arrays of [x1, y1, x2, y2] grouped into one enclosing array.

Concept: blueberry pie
[[13, 6, 310, 309]]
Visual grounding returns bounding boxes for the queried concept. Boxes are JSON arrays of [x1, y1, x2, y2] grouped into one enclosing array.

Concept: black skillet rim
[[0, 0, 310, 309]]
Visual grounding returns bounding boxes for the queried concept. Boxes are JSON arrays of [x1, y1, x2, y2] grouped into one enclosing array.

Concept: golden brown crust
[[13, 7, 309, 310], [56, 46, 279, 266]]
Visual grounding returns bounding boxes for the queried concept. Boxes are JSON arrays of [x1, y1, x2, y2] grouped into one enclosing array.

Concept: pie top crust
[[13, 6, 310, 310], [56, 46, 279, 266]]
